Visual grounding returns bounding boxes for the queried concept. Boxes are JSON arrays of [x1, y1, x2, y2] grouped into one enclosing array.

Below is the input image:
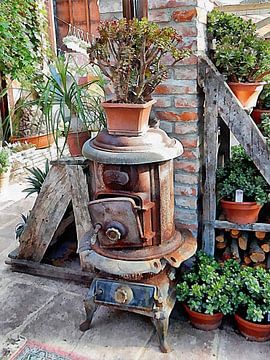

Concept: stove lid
[[82, 128, 183, 164]]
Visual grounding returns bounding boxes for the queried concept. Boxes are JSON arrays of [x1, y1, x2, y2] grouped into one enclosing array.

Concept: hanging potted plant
[[234, 266, 270, 341], [176, 251, 240, 330], [216, 146, 269, 224], [87, 18, 190, 136], [0, 147, 11, 192], [251, 84, 270, 124], [208, 10, 270, 109]]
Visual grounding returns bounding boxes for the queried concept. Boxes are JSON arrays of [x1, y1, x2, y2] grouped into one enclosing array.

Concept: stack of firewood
[[215, 229, 270, 268]]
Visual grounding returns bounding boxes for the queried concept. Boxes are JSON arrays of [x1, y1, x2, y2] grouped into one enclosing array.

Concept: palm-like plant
[[23, 159, 49, 197]]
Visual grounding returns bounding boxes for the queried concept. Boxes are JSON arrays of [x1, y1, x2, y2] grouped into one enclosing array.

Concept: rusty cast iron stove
[[79, 124, 196, 353]]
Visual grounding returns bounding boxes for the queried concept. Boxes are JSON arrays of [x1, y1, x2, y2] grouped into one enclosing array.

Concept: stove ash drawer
[[94, 279, 156, 311]]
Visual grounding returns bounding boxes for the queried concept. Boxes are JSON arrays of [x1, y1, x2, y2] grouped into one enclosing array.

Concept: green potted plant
[[0, 147, 10, 192], [252, 84, 270, 124], [216, 146, 269, 224], [176, 251, 240, 330], [234, 266, 270, 341], [208, 10, 270, 108], [87, 18, 190, 136]]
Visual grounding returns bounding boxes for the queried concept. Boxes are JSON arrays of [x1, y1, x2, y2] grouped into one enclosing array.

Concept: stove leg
[[79, 297, 98, 332], [153, 313, 171, 353]]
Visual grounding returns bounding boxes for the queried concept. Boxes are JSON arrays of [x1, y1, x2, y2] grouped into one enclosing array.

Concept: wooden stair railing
[[198, 56, 270, 255]]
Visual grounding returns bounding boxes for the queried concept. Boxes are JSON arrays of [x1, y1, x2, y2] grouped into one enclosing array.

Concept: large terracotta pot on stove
[[235, 314, 270, 342], [251, 108, 270, 125], [67, 131, 90, 157], [102, 99, 156, 136], [183, 304, 223, 331], [220, 199, 261, 225], [228, 82, 265, 109]]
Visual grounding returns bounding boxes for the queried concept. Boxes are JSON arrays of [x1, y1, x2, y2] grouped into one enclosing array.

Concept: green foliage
[[208, 10, 270, 82], [216, 146, 269, 205], [0, 148, 10, 175], [23, 159, 49, 197], [0, 0, 50, 85], [236, 267, 270, 323], [88, 18, 190, 103], [260, 114, 270, 146], [15, 213, 29, 240], [257, 84, 270, 109], [176, 251, 241, 315]]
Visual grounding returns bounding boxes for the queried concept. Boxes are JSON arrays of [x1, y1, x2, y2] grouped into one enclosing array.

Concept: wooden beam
[[217, 3, 270, 13], [122, 0, 148, 20], [213, 220, 270, 232], [123, 0, 134, 19]]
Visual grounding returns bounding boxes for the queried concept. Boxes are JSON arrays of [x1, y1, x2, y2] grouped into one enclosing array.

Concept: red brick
[[175, 207, 198, 223], [149, 0, 197, 9], [175, 122, 198, 134], [174, 95, 200, 108], [178, 138, 198, 148], [149, 9, 172, 22], [175, 173, 199, 184], [172, 24, 197, 37], [156, 111, 198, 122], [172, 9, 197, 22], [175, 185, 197, 196], [181, 149, 199, 160], [174, 160, 199, 172], [155, 84, 196, 95], [174, 65, 198, 80], [179, 55, 198, 65], [175, 195, 197, 209], [153, 96, 172, 108]]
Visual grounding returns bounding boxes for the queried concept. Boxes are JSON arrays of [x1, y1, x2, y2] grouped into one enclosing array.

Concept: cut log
[[231, 238, 240, 262], [222, 246, 232, 261], [215, 230, 225, 243], [253, 262, 267, 269], [249, 240, 266, 263], [260, 240, 270, 253], [216, 239, 227, 249], [255, 231, 266, 241], [238, 231, 249, 251], [244, 254, 252, 265], [230, 229, 240, 238]]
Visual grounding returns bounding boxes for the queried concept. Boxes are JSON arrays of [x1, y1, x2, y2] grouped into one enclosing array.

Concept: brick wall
[[99, 0, 214, 236]]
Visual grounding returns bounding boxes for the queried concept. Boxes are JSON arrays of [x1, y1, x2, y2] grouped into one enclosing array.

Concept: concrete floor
[[0, 183, 270, 359]]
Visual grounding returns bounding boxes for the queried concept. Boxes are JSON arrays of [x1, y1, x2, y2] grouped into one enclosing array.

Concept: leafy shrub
[[88, 18, 190, 103], [0, 148, 10, 175], [257, 84, 270, 109], [216, 146, 269, 205], [176, 251, 240, 315], [208, 10, 270, 82]]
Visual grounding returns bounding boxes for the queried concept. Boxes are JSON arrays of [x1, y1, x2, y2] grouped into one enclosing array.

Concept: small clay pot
[[11, 133, 54, 149], [67, 131, 90, 157], [102, 99, 156, 136], [251, 108, 270, 125], [220, 199, 261, 225], [183, 304, 223, 331], [228, 82, 265, 109], [235, 314, 270, 342]]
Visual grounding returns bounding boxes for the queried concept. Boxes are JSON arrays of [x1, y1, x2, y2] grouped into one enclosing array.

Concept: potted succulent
[[208, 10, 270, 108], [234, 266, 270, 341], [176, 251, 240, 330], [87, 18, 190, 136], [0, 147, 10, 192], [216, 146, 269, 224], [251, 84, 270, 124]]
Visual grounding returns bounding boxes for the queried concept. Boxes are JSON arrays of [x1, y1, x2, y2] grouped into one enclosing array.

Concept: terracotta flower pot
[[11, 133, 54, 149], [183, 304, 223, 331], [220, 199, 261, 225], [67, 131, 90, 157], [102, 99, 156, 136], [235, 314, 270, 342], [0, 168, 10, 193], [228, 82, 265, 109], [251, 108, 270, 125]]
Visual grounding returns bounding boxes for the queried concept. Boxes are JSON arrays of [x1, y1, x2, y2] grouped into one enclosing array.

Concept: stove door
[[88, 197, 144, 248]]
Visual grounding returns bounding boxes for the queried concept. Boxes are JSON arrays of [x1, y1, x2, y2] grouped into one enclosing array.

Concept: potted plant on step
[[234, 266, 270, 341], [208, 10, 270, 109], [217, 146, 269, 224], [87, 18, 190, 136], [0, 147, 10, 192], [251, 84, 270, 124], [176, 251, 240, 330]]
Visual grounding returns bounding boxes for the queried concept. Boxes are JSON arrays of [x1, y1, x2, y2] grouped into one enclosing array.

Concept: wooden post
[[123, 0, 148, 20]]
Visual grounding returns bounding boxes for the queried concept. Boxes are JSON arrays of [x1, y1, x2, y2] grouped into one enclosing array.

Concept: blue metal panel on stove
[[94, 279, 156, 311]]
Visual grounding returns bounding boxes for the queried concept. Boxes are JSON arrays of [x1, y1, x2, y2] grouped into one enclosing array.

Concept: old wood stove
[[79, 124, 196, 353]]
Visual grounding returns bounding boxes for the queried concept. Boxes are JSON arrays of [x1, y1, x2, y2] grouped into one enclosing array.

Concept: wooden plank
[[217, 3, 270, 13], [50, 157, 87, 166], [213, 220, 270, 232], [66, 165, 93, 251], [18, 165, 72, 261], [201, 70, 219, 255], [5, 258, 94, 284]]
